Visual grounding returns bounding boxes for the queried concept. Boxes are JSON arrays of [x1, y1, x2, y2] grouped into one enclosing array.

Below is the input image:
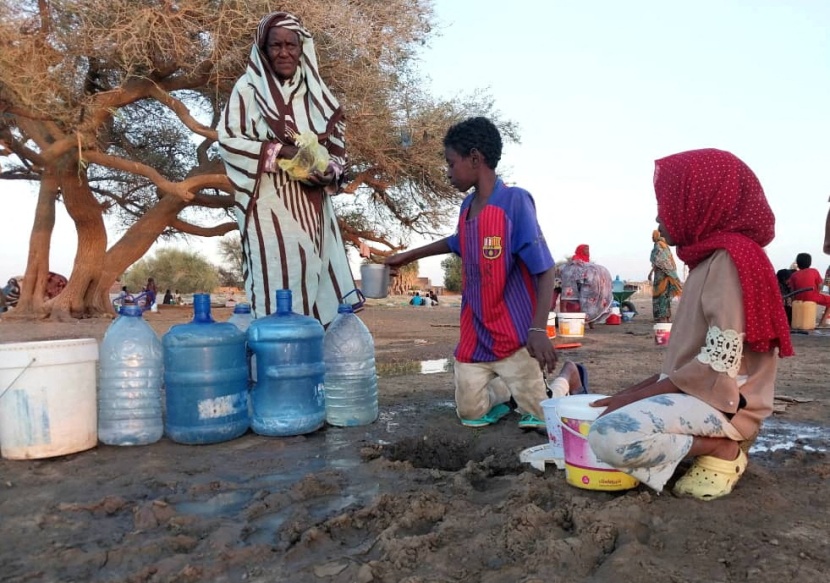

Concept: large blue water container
[[162, 294, 249, 444], [247, 289, 326, 436], [98, 305, 164, 445], [323, 304, 378, 426]]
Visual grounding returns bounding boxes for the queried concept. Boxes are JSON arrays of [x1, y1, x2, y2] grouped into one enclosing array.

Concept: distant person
[[428, 290, 439, 306], [588, 148, 793, 501], [558, 244, 613, 327], [648, 228, 683, 323], [788, 253, 830, 324], [175, 290, 182, 305], [163, 289, 174, 305], [144, 277, 157, 307], [409, 291, 424, 306], [385, 116, 557, 429]]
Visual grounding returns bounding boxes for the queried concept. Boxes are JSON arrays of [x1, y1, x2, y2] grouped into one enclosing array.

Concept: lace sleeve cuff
[[696, 326, 743, 378]]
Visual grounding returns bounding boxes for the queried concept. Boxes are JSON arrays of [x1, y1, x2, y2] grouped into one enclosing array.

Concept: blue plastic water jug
[[98, 305, 164, 445], [323, 304, 378, 426], [247, 289, 326, 436], [162, 293, 249, 444]]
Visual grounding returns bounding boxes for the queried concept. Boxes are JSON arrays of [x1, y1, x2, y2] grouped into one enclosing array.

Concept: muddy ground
[[0, 298, 828, 583]]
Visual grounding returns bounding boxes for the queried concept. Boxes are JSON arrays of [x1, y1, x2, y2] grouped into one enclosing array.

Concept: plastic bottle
[[227, 302, 253, 332], [323, 303, 379, 427], [612, 275, 625, 293], [97, 305, 164, 446], [247, 289, 326, 436], [162, 293, 249, 444]]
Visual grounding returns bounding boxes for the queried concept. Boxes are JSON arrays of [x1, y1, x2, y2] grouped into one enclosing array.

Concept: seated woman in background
[[558, 244, 613, 326], [788, 252, 830, 325]]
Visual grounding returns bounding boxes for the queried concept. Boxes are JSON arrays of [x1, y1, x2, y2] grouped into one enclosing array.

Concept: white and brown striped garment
[[218, 12, 355, 325]]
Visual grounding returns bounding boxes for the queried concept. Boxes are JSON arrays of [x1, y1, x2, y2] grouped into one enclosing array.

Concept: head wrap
[[247, 12, 343, 144], [654, 148, 792, 356], [573, 244, 590, 263]]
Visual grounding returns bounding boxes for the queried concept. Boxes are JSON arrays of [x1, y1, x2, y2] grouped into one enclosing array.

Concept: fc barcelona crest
[[482, 236, 502, 259]]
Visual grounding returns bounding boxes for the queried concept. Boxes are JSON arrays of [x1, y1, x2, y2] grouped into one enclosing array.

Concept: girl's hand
[[591, 392, 641, 417]]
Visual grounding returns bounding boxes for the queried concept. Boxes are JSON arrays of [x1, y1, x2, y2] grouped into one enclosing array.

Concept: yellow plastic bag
[[278, 130, 330, 183]]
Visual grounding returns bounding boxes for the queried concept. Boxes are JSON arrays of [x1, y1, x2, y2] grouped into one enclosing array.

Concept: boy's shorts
[[454, 348, 547, 421]]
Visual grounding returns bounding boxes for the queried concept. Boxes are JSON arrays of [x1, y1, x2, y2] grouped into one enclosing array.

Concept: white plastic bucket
[[0, 338, 99, 460], [540, 398, 565, 469], [558, 312, 586, 338], [654, 323, 672, 346], [360, 264, 390, 299], [546, 312, 557, 338], [557, 394, 639, 491]]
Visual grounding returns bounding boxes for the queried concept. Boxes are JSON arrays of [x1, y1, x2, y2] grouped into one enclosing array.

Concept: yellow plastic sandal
[[673, 449, 748, 501]]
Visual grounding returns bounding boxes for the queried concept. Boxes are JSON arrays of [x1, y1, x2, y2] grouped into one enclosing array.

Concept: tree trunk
[[12, 169, 60, 319], [45, 156, 109, 320]]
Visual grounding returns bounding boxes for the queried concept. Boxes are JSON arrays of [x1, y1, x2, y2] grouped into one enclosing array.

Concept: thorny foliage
[[0, 0, 518, 257]]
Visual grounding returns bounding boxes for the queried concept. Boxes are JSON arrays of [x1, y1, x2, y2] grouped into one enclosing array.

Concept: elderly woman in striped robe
[[218, 12, 356, 325]]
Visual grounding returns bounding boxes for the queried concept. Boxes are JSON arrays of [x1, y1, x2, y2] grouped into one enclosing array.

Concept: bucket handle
[[341, 288, 366, 311], [0, 357, 36, 401]]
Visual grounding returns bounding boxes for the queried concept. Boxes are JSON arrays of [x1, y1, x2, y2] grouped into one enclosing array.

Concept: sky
[[3, 0, 830, 285]]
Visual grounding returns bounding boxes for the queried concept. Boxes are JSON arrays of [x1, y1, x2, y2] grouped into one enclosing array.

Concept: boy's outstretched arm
[[526, 266, 558, 374], [385, 238, 452, 273]]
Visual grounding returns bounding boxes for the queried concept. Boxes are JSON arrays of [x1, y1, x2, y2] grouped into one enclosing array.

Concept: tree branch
[[147, 84, 216, 140], [168, 218, 237, 237]]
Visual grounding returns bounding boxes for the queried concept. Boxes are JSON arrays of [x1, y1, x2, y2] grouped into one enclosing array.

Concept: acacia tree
[[0, 0, 516, 320]]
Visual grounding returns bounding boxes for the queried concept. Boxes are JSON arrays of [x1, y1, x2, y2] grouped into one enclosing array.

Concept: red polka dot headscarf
[[654, 148, 793, 357]]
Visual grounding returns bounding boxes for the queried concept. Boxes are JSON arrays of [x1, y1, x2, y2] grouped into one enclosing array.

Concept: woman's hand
[[384, 253, 410, 277], [279, 145, 299, 160], [591, 392, 643, 417], [305, 167, 336, 187], [526, 330, 558, 375]]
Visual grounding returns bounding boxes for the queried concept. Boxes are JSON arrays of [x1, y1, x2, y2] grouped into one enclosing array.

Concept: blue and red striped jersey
[[447, 180, 555, 362]]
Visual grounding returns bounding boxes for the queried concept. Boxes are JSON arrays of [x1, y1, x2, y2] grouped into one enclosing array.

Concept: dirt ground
[[0, 298, 828, 583]]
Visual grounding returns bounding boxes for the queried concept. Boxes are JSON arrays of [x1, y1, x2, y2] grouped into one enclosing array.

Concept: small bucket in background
[[546, 312, 557, 339], [540, 398, 565, 470], [557, 394, 639, 491], [359, 264, 390, 299], [558, 312, 586, 337], [654, 323, 672, 345]]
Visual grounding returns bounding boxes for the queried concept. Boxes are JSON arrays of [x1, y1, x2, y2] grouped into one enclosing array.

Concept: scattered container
[[0, 338, 98, 460], [98, 305, 163, 446], [557, 394, 639, 491], [546, 312, 557, 339], [558, 312, 586, 337], [360, 264, 390, 299], [654, 323, 672, 345], [323, 303, 379, 427], [162, 294, 249, 445], [539, 397, 565, 469], [247, 289, 326, 436], [228, 302, 256, 385]]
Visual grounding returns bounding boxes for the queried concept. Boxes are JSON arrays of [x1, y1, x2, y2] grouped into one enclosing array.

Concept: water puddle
[[377, 358, 453, 377], [750, 418, 829, 453], [176, 490, 254, 517]]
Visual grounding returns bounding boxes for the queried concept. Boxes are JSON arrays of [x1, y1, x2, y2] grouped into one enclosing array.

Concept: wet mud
[[1, 300, 828, 582]]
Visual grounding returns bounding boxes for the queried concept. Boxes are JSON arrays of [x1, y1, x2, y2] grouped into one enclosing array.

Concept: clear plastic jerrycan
[[323, 303, 378, 426], [98, 305, 163, 446]]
